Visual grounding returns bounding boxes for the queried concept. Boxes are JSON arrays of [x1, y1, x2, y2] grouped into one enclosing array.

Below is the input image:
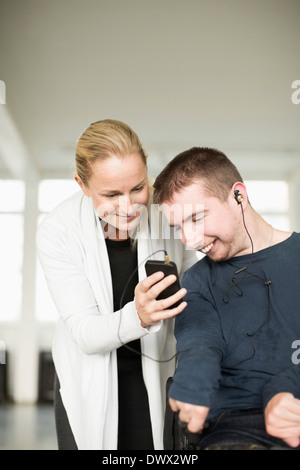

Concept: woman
[[37, 119, 197, 450]]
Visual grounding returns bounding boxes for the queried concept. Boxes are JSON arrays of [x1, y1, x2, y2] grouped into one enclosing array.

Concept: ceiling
[[0, 0, 300, 182]]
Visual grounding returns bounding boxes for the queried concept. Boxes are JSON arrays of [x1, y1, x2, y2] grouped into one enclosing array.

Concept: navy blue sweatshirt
[[170, 232, 300, 418]]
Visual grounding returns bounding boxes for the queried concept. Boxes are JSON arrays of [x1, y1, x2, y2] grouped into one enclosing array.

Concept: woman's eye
[[133, 186, 144, 192]]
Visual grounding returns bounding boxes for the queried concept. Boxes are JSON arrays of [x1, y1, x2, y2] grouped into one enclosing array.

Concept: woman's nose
[[118, 195, 134, 214]]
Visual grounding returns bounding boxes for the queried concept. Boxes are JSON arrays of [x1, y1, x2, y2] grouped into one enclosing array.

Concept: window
[[35, 179, 78, 322], [245, 181, 290, 231], [38, 179, 79, 213], [0, 180, 25, 322]]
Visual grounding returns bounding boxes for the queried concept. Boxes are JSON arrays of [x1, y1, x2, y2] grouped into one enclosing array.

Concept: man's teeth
[[201, 243, 214, 254]]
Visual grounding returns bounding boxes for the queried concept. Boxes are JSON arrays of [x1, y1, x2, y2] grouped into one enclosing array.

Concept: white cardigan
[[37, 191, 197, 450]]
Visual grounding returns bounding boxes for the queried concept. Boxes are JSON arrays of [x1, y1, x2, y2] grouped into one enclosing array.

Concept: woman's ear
[[75, 175, 90, 197]]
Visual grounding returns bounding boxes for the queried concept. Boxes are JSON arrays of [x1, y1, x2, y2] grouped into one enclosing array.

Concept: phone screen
[[145, 260, 182, 307]]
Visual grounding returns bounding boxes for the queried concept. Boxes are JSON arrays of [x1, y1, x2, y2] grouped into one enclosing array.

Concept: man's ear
[[75, 175, 90, 197], [231, 182, 248, 208]]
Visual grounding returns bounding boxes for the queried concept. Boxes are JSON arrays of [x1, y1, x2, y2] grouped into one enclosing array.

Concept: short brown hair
[[153, 147, 243, 204]]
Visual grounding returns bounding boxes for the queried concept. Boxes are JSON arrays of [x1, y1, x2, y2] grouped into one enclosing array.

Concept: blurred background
[[0, 0, 299, 449]]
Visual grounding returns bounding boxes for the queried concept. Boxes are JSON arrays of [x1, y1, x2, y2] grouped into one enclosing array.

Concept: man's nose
[[182, 226, 204, 250]]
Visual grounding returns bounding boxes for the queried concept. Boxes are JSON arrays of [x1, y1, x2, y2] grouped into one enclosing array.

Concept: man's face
[[161, 181, 244, 262]]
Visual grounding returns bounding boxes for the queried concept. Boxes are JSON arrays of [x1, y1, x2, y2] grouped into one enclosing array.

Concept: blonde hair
[[75, 119, 148, 185]]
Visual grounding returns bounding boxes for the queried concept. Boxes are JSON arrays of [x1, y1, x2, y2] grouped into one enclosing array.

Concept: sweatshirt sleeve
[[36, 219, 157, 355], [263, 364, 300, 408], [169, 268, 226, 407]]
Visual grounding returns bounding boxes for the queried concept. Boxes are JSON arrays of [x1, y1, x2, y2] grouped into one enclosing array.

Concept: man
[[153, 147, 300, 449]]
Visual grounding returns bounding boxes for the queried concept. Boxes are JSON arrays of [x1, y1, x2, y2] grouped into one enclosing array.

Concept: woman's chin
[[102, 216, 140, 240]]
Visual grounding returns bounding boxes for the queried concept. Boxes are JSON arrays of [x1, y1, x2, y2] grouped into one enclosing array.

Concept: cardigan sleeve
[[37, 219, 159, 355]]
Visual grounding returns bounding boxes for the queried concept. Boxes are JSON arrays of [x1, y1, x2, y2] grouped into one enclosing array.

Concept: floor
[[0, 402, 58, 450]]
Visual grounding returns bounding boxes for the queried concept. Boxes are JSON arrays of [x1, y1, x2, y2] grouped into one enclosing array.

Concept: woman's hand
[[134, 271, 187, 327]]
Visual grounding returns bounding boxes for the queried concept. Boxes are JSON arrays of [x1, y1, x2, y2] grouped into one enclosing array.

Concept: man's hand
[[265, 392, 300, 448], [134, 271, 187, 327], [169, 398, 210, 433]]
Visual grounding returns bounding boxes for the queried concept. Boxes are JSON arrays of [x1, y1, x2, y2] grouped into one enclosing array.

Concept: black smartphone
[[145, 259, 182, 308]]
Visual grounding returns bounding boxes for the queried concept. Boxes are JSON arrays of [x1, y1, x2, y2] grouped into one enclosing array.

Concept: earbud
[[234, 190, 243, 204]]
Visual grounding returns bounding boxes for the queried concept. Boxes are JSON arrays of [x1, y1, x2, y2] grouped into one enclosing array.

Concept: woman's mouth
[[117, 212, 140, 223]]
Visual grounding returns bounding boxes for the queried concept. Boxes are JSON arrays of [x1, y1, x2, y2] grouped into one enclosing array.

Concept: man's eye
[[193, 216, 204, 223]]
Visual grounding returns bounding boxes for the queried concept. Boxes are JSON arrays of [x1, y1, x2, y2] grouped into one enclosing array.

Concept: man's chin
[[201, 251, 229, 263]]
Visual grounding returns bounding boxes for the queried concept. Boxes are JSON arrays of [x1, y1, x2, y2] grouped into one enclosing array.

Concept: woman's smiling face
[[76, 153, 149, 239]]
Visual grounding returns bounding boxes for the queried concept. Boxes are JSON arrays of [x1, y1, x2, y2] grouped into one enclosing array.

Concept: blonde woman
[[37, 120, 197, 450]]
